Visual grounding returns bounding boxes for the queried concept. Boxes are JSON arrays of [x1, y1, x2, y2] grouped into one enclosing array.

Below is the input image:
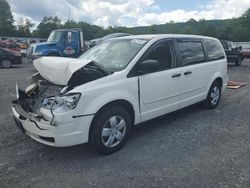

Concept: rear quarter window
[[204, 39, 225, 61], [178, 41, 205, 66]]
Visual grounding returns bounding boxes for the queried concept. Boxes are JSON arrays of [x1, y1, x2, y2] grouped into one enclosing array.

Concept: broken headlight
[[42, 93, 81, 113]]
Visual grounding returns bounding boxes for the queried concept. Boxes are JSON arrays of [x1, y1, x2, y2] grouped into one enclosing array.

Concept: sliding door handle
[[172, 73, 181, 78], [184, 71, 192, 75]]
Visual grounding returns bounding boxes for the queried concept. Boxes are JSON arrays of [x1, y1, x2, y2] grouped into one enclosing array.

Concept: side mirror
[[138, 59, 160, 75]]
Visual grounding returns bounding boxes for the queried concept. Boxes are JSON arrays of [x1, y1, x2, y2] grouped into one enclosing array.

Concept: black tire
[[90, 106, 132, 154], [203, 81, 221, 109], [1, 59, 12, 68], [235, 56, 242, 66]]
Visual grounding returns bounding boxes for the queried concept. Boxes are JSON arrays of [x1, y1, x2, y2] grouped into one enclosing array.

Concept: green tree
[[148, 25, 157, 34], [16, 18, 34, 37], [0, 0, 16, 36], [202, 24, 217, 37], [77, 21, 104, 40], [63, 20, 78, 29], [184, 26, 193, 34], [33, 16, 62, 38]]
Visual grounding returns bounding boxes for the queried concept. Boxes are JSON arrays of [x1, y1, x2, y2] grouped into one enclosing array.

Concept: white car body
[[12, 34, 228, 148]]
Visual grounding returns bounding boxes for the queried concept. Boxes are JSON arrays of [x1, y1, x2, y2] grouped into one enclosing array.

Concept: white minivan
[[12, 34, 228, 154]]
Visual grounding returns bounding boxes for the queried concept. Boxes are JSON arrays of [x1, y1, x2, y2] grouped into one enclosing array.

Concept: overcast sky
[[6, 0, 250, 28]]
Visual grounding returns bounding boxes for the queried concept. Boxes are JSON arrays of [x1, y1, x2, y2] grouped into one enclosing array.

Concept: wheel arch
[[88, 99, 135, 141], [206, 74, 224, 95], [214, 77, 223, 87]]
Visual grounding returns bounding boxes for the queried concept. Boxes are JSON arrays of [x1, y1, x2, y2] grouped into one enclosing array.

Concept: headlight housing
[[42, 93, 81, 114]]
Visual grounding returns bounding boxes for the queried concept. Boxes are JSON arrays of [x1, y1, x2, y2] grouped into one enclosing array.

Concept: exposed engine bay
[[12, 60, 112, 122], [12, 73, 64, 123]]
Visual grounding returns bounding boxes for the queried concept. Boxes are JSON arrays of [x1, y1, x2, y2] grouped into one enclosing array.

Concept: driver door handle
[[172, 73, 181, 78]]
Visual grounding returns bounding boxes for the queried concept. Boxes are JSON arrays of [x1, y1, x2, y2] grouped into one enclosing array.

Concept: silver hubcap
[[101, 115, 126, 148], [1, 59, 11, 68], [211, 86, 220, 105]]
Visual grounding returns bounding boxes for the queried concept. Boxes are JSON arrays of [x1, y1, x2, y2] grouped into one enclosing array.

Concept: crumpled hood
[[33, 57, 91, 85]]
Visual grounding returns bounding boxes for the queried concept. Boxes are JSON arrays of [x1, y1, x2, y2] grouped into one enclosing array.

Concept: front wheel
[[203, 81, 221, 109], [90, 106, 131, 154], [1, 59, 12, 68]]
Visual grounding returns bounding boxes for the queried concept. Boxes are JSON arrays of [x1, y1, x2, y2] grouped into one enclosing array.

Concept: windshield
[[47, 31, 63, 42], [79, 38, 149, 72]]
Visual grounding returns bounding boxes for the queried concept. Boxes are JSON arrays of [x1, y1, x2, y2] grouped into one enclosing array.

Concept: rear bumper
[[12, 103, 94, 147]]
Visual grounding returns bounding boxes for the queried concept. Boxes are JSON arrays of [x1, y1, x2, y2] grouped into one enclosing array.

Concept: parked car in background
[[12, 34, 228, 154], [220, 40, 244, 66], [242, 50, 250, 58], [89, 33, 131, 47], [17, 41, 28, 49], [238, 43, 250, 59], [0, 40, 21, 53], [0, 47, 22, 68]]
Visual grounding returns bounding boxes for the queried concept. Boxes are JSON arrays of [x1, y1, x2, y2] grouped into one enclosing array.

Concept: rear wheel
[[1, 59, 12, 68], [90, 106, 131, 154], [203, 81, 221, 109]]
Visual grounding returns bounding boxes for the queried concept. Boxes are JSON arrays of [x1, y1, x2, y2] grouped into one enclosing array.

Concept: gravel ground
[[0, 58, 250, 188]]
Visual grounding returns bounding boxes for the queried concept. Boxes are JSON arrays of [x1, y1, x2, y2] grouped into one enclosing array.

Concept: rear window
[[178, 41, 205, 66], [204, 39, 225, 61]]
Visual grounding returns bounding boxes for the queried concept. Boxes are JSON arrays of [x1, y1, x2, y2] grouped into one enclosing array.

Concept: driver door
[[138, 40, 182, 122], [63, 31, 79, 58]]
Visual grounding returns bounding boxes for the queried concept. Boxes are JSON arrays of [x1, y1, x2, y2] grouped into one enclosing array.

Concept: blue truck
[[27, 28, 85, 61]]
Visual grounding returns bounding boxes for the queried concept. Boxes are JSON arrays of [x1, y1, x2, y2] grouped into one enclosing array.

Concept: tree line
[[0, 0, 250, 41]]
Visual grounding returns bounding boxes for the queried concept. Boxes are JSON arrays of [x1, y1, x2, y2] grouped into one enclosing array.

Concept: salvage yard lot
[[0, 59, 250, 188]]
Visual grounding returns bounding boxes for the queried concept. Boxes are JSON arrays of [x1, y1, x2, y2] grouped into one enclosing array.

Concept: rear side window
[[178, 41, 205, 66], [204, 39, 225, 61]]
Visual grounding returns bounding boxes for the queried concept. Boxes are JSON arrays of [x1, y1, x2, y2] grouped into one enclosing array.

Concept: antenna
[[68, 8, 70, 21]]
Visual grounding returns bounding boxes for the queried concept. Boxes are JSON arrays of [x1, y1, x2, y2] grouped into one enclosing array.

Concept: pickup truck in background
[[220, 40, 244, 66], [26, 28, 85, 62]]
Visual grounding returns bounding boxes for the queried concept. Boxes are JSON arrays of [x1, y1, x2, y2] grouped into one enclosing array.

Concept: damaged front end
[[12, 73, 71, 127], [11, 59, 111, 146], [12, 61, 111, 127]]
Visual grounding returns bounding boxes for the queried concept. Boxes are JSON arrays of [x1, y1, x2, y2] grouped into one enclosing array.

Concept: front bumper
[[26, 55, 42, 63], [12, 102, 94, 147]]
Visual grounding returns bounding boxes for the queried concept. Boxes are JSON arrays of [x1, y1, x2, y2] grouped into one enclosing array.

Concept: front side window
[[204, 39, 225, 61], [142, 41, 174, 71], [79, 38, 149, 72], [178, 41, 205, 66]]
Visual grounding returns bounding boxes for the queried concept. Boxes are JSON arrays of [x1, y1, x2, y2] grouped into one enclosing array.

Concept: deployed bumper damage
[[12, 57, 110, 146]]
